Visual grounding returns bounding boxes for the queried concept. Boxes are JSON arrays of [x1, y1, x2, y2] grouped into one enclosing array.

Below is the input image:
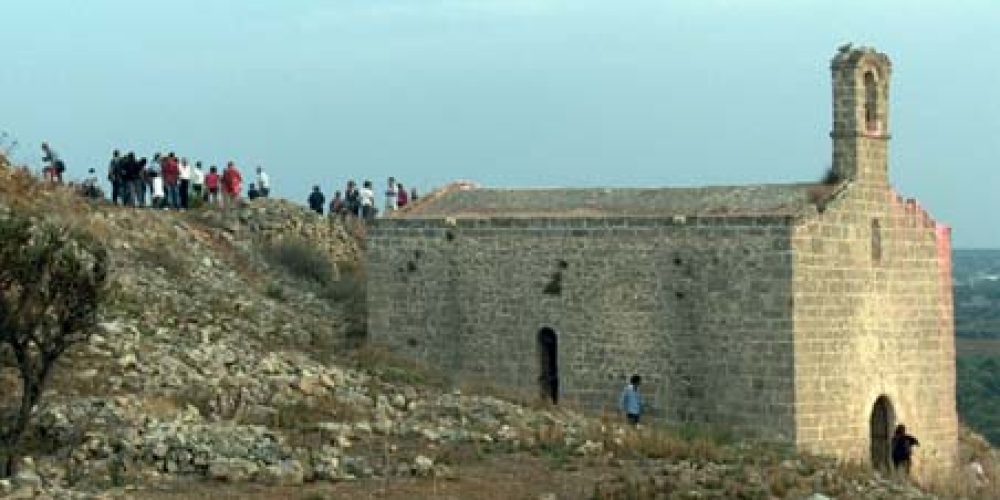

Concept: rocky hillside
[[0, 159, 997, 499]]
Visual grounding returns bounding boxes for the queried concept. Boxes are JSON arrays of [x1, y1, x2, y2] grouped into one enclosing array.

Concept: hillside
[[0, 160, 997, 499]]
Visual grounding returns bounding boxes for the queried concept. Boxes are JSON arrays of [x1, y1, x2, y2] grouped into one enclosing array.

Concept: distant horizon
[[1, 1, 996, 247]]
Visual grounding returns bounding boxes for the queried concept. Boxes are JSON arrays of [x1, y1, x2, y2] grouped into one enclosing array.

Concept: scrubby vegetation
[[262, 238, 337, 287], [0, 211, 108, 476]]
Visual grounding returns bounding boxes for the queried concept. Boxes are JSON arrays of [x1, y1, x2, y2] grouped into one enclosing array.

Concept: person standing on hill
[[384, 176, 397, 214], [108, 150, 124, 204], [135, 157, 149, 206], [191, 162, 205, 202], [619, 375, 643, 426], [360, 180, 376, 221], [256, 166, 270, 198], [161, 153, 180, 209], [344, 180, 359, 217], [204, 166, 220, 205], [178, 158, 192, 209], [220, 161, 243, 208], [891, 424, 920, 476], [150, 171, 165, 209], [121, 152, 142, 206], [308, 185, 326, 215], [329, 191, 345, 218], [41, 142, 65, 183]]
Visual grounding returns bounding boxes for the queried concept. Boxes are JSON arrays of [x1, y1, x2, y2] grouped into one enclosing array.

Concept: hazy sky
[[0, 1, 997, 247]]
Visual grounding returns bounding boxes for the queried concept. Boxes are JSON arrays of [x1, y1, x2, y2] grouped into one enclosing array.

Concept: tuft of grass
[[263, 238, 335, 287]]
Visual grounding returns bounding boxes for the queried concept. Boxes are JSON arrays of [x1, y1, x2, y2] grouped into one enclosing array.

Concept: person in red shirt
[[220, 161, 243, 208], [204, 166, 221, 205], [161, 153, 180, 209]]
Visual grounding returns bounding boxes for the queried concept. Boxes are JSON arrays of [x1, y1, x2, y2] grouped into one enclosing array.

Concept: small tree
[[0, 211, 107, 477]]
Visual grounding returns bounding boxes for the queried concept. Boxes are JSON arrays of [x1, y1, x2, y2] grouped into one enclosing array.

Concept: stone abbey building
[[366, 46, 958, 475]]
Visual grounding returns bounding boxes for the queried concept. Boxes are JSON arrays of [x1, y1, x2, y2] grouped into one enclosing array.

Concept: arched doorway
[[537, 328, 559, 404], [869, 395, 895, 471]]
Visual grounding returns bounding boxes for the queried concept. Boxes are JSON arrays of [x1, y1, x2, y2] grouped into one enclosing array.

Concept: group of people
[[307, 176, 418, 220], [39, 142, 419, 221], [102, 150, 270, 210], [31, 142, 270, 210]]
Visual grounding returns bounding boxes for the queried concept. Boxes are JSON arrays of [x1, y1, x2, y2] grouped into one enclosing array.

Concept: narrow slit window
[[864, 71, 879, 133]]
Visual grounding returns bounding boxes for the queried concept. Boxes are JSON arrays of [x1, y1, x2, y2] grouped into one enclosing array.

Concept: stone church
[[366, 46, 958, 475]]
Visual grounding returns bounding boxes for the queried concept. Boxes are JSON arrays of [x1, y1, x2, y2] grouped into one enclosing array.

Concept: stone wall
[[368, 216, 799, 439], [791, 45, 959, 479], [791, 182, 959, 477]]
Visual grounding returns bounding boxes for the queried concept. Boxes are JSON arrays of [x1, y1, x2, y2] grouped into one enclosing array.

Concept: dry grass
[[268, 396, 369, 431], [924, 428, 1000, 499], [262, 238, 336, 287], [350, 345, 449, 389], [135, 240, 190, 276], [457, 377, 551, 411], [594, 419, 733, 464]]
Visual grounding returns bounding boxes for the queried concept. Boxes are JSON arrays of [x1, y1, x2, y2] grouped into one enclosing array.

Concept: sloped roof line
[[394, 181, 833, 218]]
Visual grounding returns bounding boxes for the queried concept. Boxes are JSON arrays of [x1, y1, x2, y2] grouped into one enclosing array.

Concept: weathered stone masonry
[[368, 214, 800, 440], [366, 46, 957, 477]]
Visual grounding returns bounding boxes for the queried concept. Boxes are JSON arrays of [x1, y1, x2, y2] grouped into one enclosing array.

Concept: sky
[[0, 0, 997, 247]]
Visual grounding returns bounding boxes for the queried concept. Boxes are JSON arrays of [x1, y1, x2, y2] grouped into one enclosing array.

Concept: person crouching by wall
[[892, 424, 920, 476], [620, 375, 643, 426]]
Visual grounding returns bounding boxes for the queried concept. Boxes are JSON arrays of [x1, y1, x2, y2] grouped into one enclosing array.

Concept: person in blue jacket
[[620, 374, 643, 425]]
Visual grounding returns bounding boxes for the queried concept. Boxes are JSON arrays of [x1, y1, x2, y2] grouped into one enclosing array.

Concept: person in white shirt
[[360, 180, 375, 221], [178, 159, 192, 209], [256, 167, 270, 198], [191, 162, 206, 203], [384, 176, 397, 214], [151, 172, 165, 209]]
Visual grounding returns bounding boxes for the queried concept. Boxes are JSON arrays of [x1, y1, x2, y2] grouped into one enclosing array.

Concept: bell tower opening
[[864, 71, 879, 134]]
